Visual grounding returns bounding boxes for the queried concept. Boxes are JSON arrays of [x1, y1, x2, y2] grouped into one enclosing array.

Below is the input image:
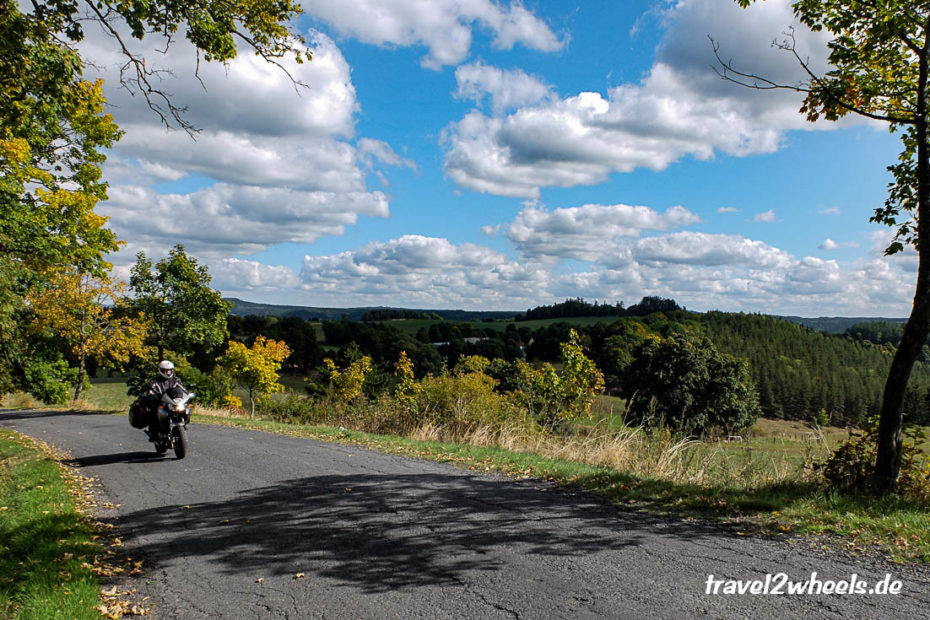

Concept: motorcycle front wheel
[[172, 426, 188, 460]]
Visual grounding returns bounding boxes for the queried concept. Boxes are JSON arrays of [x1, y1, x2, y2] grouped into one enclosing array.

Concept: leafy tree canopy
[[218, 335, 290, 418], [0, 0, 307, 398], [29, 268, 149, 401], [128, 245, 230, 363], [622, 335, 761, 436]]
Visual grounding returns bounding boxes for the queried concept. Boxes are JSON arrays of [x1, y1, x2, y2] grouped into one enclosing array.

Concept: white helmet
[[158, 360, 175, 379]]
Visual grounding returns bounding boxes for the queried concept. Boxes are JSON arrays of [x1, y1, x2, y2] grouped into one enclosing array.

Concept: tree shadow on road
[[112, 472, 731, 594]]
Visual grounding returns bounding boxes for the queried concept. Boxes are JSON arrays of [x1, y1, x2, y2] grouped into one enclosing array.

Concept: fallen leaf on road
[[256, 578, 264, 584], [294, 573, 305, 579]]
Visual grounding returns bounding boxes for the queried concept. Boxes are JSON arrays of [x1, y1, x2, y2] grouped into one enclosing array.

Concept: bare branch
[[710, 31, 915, 126], [76, 0, 313, 134], [232, 31, 309, 94], [80, 0, 199, 135], [710, 35, 810, 92]]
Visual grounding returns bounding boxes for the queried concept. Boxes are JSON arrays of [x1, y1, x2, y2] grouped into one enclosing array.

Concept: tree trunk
[[73, 304, 88, 403], [73, 350, 86, 403], [875, 39, 930, 494], [874, 291, 930, 492], [249, 387, 255, 419]]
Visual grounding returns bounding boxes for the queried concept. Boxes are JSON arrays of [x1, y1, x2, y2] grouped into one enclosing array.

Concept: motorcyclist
[[141, 360, 187, 442]]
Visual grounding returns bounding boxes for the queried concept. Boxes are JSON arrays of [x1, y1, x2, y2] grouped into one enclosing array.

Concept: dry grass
[[192, 404, 249, 419], [399, 420, 814, 490], [0, 392, 44, 410]]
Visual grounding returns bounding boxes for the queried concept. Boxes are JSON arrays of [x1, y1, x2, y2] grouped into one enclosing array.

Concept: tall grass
[[255, 387, 823, 490]]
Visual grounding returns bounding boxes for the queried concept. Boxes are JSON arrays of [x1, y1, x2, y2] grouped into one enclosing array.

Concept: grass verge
[[0, 429, 148, 619], [0, 429, 102, 619]]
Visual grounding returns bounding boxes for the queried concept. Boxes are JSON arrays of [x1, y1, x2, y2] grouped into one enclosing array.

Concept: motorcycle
[[147, 390, 194, 459]]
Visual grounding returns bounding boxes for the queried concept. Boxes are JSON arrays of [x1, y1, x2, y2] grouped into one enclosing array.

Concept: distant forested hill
[[224, 297, 930, 425], [778, 315, 906, 334], [225, 298, 517, 322], [700, 312, 929, 423]]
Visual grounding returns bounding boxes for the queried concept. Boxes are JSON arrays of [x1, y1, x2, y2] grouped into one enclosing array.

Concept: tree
[[128, 245, 230, 363], [515, 329, 605, 430], [29, 269, 149, 401], [13, 0, 309, 133], [621, 336, 760, 435], [217, 336, 290, 419], [0, 3, 122, 392], [722, 0, 930, 492], [323, 355, 373, 403], [1, 1, 308, 398]]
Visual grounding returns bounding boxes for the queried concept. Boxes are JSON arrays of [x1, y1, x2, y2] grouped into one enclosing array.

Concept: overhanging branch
[[709, 31, 914, 126]]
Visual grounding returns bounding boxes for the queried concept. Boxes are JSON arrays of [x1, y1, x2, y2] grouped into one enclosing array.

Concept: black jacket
[[141, 374, 186, 406]]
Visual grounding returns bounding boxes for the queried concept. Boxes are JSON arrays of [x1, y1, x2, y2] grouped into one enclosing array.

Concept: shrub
[[258, 391, 324, 424], [819, 416, 930, 500], [23, 357, 80, 404], [413, 370, 518, 434], [179, 365, 231, 407], [621, 335, 760, 436], [323, 356, 372, 403], [393, 351, 421, 409], [514, 330, 604, 430]]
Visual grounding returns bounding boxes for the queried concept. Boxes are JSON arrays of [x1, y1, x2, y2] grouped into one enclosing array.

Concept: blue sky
[[86, 0, 913, 316]]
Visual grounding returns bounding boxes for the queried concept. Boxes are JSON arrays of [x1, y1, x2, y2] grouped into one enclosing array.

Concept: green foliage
[[392, 351, 421, 409], [622, 335, 760, 436], [128, 245, 230, 363], [22, 357, 80, 405], [811, 408, 830, 428], [323, 355, 372, 403], [844, 321, 905, 347], [412, 367, 517, 433], [454, 354, 491, 375], [515, 329, 605, 430], [217, 336, 290, 418], [701, 312, 930, 424], [734, 0, 930, 492], [227, 314, 324, 373], [0, 2, 121, 394], [178, 365, 230, 408], [820, 417, 930, 500], [28, 269, 149, 401]]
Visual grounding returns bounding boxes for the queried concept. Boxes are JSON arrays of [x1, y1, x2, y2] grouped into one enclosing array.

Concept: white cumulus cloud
[[80, 25, 405, 265], [454, 61, 554, 114], [505, 203, 700, 262], [301, 0, 565, 69], [442, 0, 837, 198]]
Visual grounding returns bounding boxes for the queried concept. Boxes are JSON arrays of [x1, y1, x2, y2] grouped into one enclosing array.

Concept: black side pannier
[[128, 401, 148, 429]]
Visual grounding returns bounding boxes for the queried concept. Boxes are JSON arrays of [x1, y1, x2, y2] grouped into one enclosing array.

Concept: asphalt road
[[1, 409, 928, 619]]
